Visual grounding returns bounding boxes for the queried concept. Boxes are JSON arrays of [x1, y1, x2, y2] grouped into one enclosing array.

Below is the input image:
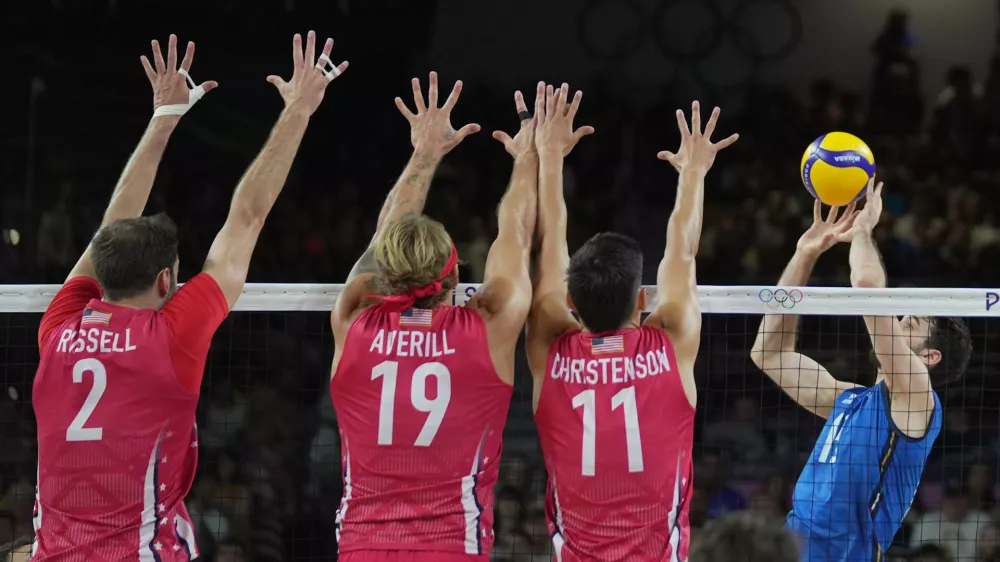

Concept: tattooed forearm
[[346, 246, 378, 284]]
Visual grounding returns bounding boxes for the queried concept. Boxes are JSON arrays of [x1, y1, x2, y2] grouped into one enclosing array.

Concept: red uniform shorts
[[339, 551, 489, 562]]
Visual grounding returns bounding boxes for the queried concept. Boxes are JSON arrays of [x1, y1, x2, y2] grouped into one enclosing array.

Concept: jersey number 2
[[66, 358, 107, 442], [371, 360, 451, 447], [572, 387, 644, 476]]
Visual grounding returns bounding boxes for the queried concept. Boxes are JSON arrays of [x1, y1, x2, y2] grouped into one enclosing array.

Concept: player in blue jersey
[[750, 179, 973, 562]]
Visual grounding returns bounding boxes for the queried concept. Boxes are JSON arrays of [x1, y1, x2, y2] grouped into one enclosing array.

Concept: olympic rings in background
[[576, 0, 802, 65], [759, 288, 804, 309]]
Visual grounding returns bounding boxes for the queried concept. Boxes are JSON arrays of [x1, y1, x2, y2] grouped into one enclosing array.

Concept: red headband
[[370, 245, 459, 312]]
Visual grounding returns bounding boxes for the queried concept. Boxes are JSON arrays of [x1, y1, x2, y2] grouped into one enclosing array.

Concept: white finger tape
[[316, 53, 342, 82], [153, 69, 207, 117]]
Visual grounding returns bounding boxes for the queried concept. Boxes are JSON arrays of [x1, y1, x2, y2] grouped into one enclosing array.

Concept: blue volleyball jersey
[[787, 381, 941, 562]]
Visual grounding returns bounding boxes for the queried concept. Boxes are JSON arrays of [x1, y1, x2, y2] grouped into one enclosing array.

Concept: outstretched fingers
[[812, 200, 823, 223], [690, 100, 701, 136], [395, 97, 416, 123], [703, 106, 721, 139], [179, 41, 195, 73], [411, 77, 426, 114], [442, 80, 464, 112], [151, 39, 166, 74], [304, 31, 317, 68], [713, 133, 739, 151], [454, 123, 482, 141], [428, 71, 439, 109], [533, 81, 546, 123], [568, 90, 583, 120], [514, 90, 528, 115], [292, 33, 304, 70], [573, 125, 595, 142], [166, 34, 178, 74], [140, 55, 156, 84], [675, 109, 691, 138]]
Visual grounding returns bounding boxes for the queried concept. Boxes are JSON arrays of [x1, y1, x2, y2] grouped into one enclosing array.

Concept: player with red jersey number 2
[[31, 31, 347, 561], [526, 93, 738, 562], [329, 78, 543, 562]]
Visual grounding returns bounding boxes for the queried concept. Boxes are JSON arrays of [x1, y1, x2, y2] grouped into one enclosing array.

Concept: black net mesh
[[1, 308, 998, 561]]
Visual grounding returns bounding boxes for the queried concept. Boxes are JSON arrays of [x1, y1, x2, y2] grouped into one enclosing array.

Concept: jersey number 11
[[572, 387, 645, 476]]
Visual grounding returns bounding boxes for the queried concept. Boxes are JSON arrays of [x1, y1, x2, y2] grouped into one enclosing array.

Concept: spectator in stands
[[697, 449, 747, 519], [964, 460, 998, 515], [689, 511, 799, 562], [910, 483, 992, 562], [978, 522, 1000, 562], [911, 544, 954, 562], [215, 541, 247, 562], [704, 396, 769, 466]]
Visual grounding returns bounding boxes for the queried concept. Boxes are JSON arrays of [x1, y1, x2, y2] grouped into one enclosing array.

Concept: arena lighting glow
[[2, 284, 999, 316]]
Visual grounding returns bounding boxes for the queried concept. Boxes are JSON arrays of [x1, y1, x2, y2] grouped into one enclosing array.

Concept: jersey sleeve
[[161, 273, 230, 393], [38, 277, 103, 349]]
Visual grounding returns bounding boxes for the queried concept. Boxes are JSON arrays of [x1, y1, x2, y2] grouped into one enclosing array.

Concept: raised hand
[[140, 34, 218, 114], [267, 31, 349, 116], [395, 72, 480, 158], [492, 82, 545, 158], [852, 178, 884, 235], [797, 200, 858, 256], [657, 101, 738, 173], [535, 83, 595, 157]]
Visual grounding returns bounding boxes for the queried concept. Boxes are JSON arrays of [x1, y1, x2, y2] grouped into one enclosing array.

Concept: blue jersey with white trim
[[787, 382, 941, 562]]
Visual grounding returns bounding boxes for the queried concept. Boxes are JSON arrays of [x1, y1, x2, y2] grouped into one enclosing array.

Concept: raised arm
[[644, 103, 737, 390], [524, 83, 594, 376], [203, 31, 348, 308], [333, 72, 479, 329], [849, 181, 935, 433], [67, 35, 217, 282], [750, 201, 859, 419]]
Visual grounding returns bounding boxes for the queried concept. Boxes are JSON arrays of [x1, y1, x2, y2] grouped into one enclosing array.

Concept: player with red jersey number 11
[[526, 92, 738, 562], [329, 77, 545, 562], [31, 31, 347, 561]]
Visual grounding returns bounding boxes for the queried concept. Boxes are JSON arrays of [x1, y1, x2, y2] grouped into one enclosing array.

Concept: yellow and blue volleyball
[[800, 132, 875, 206]]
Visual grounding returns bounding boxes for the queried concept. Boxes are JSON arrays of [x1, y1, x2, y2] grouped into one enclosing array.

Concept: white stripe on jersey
[[460, 434, 486, 555], [666, 455, 683, 562], [550, 475, 567, 561], [335, 440, 353, 543], [174, 514, 199, 559], [31, 466, 40, 556], [139, 441, 160, 562], [552, 531, 565, 562]]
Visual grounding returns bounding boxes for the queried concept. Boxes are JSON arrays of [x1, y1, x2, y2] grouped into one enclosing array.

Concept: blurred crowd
[[4, 4, 1000, 562]]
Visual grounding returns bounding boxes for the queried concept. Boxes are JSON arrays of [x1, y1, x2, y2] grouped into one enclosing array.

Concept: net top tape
[[2, 284, 999, 317]]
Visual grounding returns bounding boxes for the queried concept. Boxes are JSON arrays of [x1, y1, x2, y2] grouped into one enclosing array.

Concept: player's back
[[330, 303, 512, 556], [536, 326, 695, 562], [33, 300, 201, 561], [788, 382, 942, 561]]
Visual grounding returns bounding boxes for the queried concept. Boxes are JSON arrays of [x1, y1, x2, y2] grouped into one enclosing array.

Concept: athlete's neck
[[104, 292, 164, 311]]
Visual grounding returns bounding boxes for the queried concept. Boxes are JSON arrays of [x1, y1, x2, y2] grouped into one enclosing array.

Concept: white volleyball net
[[1, 283, 997, 561]]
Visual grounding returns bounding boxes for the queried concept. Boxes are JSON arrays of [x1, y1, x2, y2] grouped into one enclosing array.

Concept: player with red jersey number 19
[[31, 32, 348, 561], [329, 78, 544, 562], [526, 91, 739, 562]]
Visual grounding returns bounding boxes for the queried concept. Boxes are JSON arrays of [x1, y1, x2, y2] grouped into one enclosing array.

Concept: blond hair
[[371, 214, 456, 308]]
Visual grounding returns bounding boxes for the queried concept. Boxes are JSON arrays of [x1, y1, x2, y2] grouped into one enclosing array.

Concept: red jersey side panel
[[32, 277, 226, 562], [535, 327, 695, 562], [330, 305, 512, 557]]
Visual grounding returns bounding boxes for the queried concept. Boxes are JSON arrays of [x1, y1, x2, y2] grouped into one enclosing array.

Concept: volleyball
[[800, 132, 875, 206]]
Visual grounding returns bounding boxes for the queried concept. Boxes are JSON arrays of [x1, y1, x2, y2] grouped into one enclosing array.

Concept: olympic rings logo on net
[[759, 288, 804, 309], [576, 0, 802, 66]]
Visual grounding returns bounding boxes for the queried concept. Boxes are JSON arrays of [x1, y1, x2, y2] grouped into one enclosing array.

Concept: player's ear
[[565, 293, 576, 312], [636, 288, 647, 313], [923, 347, 943, 369], [155, 267, 173, 298]]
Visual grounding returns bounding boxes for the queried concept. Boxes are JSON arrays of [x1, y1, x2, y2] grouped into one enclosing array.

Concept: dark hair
[[925, 317, 972, 388], [689, 512, 799, 562], [566, 233, 643, 333], [0, 536, 32, 562], [91, 214, 179, 301]]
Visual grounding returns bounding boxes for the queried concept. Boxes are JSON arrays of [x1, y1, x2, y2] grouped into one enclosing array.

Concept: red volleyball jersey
[[535, 326, 695, 562], [32, 275, 229, 561], [330, 304, 512, 557]]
